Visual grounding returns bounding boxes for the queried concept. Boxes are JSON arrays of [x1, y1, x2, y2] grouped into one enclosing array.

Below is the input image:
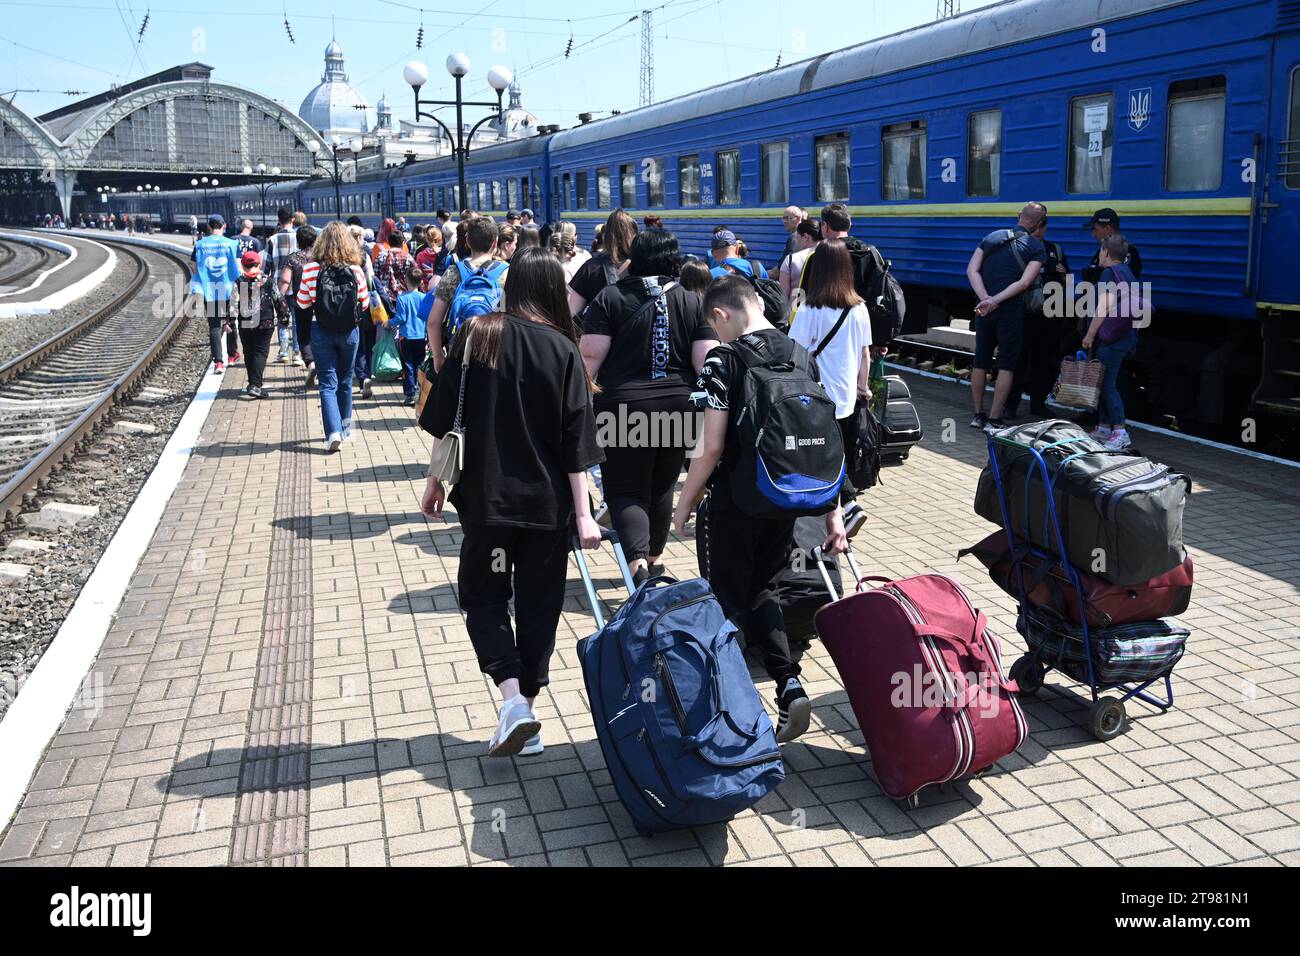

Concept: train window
[[1068, 92, 1114, 193], [508, 178, 519, 209], [679, 155, 701, 207], [717, 149, 740, 206], [492, 180, 503, 209], [561, 173, 572, 211], [967, 110, 1001, 197], [576, 170, 588, 209], [620, 163, 637, 207], [761, 141, 789, 204], [475, 182, 486, 210], [1166, 77, 1226, 192], [882, 121, 926, 200], [646, 158, 666, 207], [815, 133, 851, 202], [405, 189, 413, 210], [596, 168, 611, 208], [1289, 69, 1300, 189]]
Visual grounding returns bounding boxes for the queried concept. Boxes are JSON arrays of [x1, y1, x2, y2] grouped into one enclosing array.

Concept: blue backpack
[[447, 259, 507, 338], [578, 576, 784, 836]]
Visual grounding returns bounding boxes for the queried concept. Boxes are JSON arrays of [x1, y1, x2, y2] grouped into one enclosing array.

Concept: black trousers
[[596, 394, 690, 562], [457, 523, 570, 698], [205, 316, 239, 364], [1007, 314, 1062, 415], [294, 308, 315, 366], [699, 496, 800, 686], [239, 325, 274, 388]]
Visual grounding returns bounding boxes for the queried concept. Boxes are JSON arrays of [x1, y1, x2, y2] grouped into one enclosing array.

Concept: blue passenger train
[[112, 0, 1300, 428]]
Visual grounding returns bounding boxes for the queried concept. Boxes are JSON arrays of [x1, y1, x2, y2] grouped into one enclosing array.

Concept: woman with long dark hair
[[419, 246, 602, 758], [788, 238, 873, 520], [579, 228, 717, 583], [567, 207, 638, 316]]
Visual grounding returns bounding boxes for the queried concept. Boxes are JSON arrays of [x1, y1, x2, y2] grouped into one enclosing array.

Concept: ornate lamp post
[[307, 137, 362, 220], [403, 55, 512, 212], [243, 161, 283, 232]]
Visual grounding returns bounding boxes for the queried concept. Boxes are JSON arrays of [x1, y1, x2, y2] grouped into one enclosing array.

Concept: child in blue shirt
[[389, 263, 427, 405]]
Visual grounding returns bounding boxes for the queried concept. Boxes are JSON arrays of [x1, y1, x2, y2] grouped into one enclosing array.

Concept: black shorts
[[974, 305, 1024, 372]]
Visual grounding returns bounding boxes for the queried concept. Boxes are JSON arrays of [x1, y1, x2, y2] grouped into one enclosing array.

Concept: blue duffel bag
[[577, 576, 784, 836]]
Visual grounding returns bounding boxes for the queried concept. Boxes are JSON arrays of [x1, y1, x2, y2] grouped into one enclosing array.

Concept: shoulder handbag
[[428, 323, 474, 485]]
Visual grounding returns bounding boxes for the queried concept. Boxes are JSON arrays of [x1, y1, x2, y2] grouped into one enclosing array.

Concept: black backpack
[[741, 261, 790, 333], [727, 333, 845, 519], [315, 264, 360, 333], [849, 242, 906, 346]]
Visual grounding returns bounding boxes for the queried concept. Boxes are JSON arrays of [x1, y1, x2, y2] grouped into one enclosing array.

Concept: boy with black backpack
[[672, 275, 847, 744]]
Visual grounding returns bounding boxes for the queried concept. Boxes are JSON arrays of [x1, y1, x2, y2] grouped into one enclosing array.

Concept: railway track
[[0, 241, 193, 522], [0, 239, 58, 290]]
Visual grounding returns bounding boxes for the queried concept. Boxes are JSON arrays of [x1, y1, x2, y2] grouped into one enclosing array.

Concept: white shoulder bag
[[428, 323, 473, 485]]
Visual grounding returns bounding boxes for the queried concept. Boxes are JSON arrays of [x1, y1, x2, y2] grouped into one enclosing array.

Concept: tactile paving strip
[[230, 377, 314, 866]]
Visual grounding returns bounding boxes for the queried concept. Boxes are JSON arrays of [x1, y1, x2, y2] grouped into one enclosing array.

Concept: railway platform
[[0, 232, 115, 316], [0, 363, 1297, 868]]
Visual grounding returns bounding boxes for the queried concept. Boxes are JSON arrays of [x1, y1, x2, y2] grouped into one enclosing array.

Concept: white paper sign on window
[[1084, 103, 1109, 133], [1087, 131, 1104, 157]]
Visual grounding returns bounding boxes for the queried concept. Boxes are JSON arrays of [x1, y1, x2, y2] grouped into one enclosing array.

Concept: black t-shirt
[[569, 253, 620, 305], [420, 314, 603, 529], [694, 328, 820, 511], [582, 276, 717, 404], [1083, 242, 1142, 285]]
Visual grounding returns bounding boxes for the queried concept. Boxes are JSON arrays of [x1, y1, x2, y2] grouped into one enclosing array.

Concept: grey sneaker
[[519, 734, 544, 757], [487, 698, 541, 758]]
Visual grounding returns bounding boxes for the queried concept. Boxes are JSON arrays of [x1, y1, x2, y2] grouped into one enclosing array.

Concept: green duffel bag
[[974, 420, 1190, 586]]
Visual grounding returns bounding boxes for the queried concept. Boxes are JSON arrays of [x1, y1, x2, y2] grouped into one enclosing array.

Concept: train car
[[226, 181, 307, 233], [300, 166, 393, 231], [540, 0, 1299, 427], [399, 134, 551, 227]]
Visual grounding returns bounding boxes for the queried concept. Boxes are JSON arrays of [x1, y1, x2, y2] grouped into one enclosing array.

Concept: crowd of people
[[185, 199, 1147, 759]]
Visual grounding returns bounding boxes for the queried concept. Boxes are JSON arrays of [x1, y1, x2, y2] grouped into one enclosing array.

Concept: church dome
[[298, 38, 368, 138]]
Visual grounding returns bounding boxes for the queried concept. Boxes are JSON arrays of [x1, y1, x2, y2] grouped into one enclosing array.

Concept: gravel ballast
[[0, 310, 209, 719]]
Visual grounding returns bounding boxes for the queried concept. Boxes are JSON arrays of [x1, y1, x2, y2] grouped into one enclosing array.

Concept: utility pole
[[639, 9, 654, 107]]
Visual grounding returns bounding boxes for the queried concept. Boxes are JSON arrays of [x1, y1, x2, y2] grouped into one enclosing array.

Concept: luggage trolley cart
[[984, 431, 1175, 741]]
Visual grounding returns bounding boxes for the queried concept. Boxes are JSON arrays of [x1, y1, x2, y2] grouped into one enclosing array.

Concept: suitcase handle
[[813, 545, 863, 601], [855, 574, 893, 592]]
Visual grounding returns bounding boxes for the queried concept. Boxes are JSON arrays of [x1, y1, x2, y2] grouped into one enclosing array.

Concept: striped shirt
[[294, 261, 371, 312]]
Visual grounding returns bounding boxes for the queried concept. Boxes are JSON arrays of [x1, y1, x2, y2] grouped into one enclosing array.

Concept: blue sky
[[2, 0, 998, 125]]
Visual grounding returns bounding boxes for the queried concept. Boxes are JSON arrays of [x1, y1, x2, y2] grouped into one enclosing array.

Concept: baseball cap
[[363, 228, 375, 241], [711, 229, 738, 250], [1084, 207, 1120, 229], [240, 250, 261, 271], [521, 208, 534, 218], [208, 214, 225, 228]]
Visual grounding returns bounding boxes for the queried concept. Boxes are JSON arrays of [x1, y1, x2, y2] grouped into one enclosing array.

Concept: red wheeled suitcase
[[958, 532, 1194, 628], [813, 571, 1029, 802]]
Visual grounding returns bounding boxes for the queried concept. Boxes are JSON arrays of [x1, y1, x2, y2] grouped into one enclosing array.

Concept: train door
[[1257, 36, 1300, 307]]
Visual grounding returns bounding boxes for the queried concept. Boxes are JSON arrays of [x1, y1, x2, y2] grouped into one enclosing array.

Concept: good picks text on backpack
[[315, 264, 361, 333], [728, 334, 845, 518], [448, 259, 507, 338]]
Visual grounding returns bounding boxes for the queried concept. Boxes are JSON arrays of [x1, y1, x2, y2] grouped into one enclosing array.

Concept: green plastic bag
[[372, 327, 402, 382]]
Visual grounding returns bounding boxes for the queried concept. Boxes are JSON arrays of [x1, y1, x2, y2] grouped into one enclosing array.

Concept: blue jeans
[[354, 320, 376, 384], [398, 338, 426, 398], [1095, 332, 1137, 426], [277, 320, 298, 355], [311, 324, 359, 438]]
